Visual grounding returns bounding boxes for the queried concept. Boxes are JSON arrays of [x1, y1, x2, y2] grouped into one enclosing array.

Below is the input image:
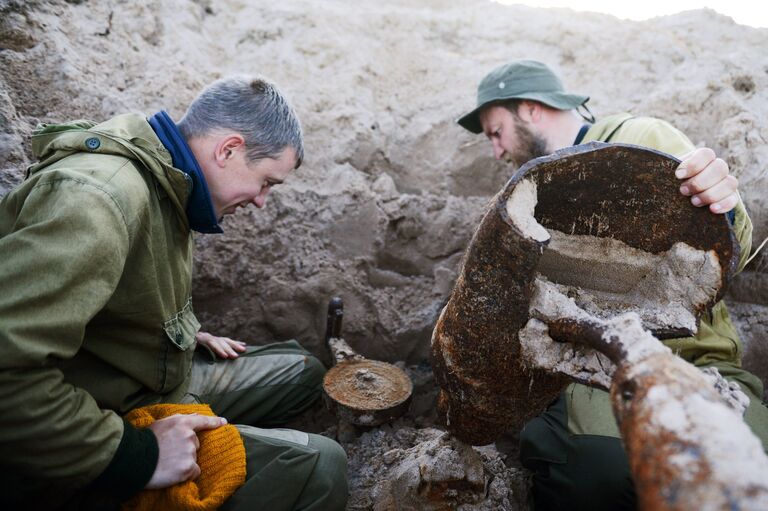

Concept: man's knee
[[520, 413, 568, 469], [565, 435, 635, 510], [520, 413, 635, 511], [302, 353, 326, 389], [304, 434, 348, 510]]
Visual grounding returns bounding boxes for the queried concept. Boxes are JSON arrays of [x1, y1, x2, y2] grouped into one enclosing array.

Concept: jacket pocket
[[163, 298, 200, 351], [160, 298, 200, 392]]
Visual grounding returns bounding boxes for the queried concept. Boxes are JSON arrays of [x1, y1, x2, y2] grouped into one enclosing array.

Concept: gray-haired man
[[458, 60, 768, 510], [0, 76, 347, 510]]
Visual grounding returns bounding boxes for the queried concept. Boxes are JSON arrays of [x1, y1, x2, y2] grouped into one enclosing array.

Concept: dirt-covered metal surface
[[539, 234, 723, 337], [431, 143, 737, 445], [534, 306, 768, 510]]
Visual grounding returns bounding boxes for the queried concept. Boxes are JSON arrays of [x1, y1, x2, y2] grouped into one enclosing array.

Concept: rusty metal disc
[[323, 359, 413, 426]]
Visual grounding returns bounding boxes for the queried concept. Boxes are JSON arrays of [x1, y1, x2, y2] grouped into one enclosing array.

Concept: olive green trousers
[[184, 340, 348, 511]]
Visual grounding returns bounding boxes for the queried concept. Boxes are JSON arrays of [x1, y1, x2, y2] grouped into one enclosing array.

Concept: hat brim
[[457, 92, 590, 134]]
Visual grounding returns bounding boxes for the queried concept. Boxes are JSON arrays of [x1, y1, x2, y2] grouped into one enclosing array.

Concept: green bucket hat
[[457, 59, 590, 134]]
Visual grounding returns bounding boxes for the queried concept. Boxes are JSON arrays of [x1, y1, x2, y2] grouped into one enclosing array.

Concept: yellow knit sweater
[[121, 404, 246, 511]]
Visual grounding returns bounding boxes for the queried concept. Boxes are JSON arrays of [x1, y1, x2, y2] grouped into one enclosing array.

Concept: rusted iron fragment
[[525, 279, 768, 509], [531, 142, 737, 337], [616, 355, 768, 511], [431, 143, 737, 445], [539, 307, 768, 509], [323, 297, 413, 427]]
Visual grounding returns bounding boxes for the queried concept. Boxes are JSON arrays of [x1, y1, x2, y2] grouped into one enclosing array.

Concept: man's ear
[[518, 100, 542, 123], [214, 134, 246, 167]]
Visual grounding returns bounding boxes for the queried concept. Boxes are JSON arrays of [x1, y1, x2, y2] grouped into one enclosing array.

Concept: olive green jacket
[[0, 114, 201, 504], [583, 114, 753, 372]]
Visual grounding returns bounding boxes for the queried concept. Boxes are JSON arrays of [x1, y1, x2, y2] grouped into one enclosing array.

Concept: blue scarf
[[148, 111, 223, 234]]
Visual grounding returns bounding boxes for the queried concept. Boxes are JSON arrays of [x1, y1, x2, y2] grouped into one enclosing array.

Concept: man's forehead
[[268, 147, 298, 171], [276, 148, 299, 176], [281, 146, 299, 164], [479, 105, 508, 131]]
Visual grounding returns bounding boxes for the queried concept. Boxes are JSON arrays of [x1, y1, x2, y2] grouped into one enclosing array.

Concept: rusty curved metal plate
[[431, 142, 738, 445], [526, 142, 738, 304]]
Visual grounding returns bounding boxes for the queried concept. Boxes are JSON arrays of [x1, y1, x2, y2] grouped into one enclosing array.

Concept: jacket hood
[[28, 114, 191, 226]]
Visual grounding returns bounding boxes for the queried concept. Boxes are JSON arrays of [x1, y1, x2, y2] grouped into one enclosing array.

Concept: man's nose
[[492, 141, 505, 160], [253, 188, 270, 209]]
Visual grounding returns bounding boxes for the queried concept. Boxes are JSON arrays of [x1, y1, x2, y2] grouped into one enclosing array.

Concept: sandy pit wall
[[1, 0, 766, 389]]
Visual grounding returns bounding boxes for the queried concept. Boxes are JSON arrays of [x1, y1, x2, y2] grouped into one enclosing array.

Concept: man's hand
[[676, 148, 739, 214], [145, 413, 227, 489], [195, 331, 247, 359]]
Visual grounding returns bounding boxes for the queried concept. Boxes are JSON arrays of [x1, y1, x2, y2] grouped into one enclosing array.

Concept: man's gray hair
[[178, 75, 304, 167]]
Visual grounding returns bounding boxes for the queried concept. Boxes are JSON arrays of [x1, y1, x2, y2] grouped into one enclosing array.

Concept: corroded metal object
[[531, 142, 738, 328], [431, 142, 738, 445], [324, 358, 413, 426], [542, 312, 768, 510], [323, 298, 413, 426]]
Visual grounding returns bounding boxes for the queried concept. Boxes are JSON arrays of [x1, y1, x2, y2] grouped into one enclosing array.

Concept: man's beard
[[504, 121, 549, 168]]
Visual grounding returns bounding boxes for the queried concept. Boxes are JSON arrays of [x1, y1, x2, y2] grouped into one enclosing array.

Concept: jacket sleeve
[[732, 196, 753, 274], [0, 176, 157, 498]]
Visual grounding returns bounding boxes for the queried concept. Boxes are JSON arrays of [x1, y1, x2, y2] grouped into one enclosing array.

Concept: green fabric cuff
[[90, 420, 158, 500]]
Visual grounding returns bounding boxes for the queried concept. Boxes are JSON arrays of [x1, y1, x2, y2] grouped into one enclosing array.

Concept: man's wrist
[[90, 420, 159, 500]]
